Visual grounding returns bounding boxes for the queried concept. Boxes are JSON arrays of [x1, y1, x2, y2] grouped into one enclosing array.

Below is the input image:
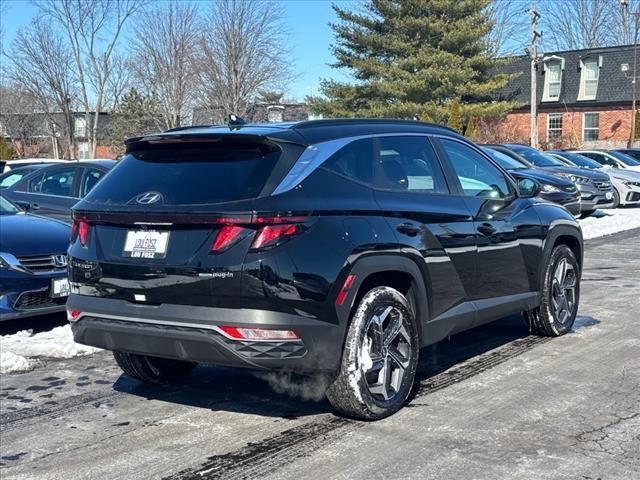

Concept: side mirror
[[517, 178, 541, 198]]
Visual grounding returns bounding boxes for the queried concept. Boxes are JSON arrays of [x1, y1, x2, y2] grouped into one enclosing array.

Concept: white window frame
[[74, 117, 87, 138], [542, 57, 565, 102], [547, 113, 563, 141], [577, 56, 602, 101], [78, 141, 90, 160], [582, 112, 600, 141]]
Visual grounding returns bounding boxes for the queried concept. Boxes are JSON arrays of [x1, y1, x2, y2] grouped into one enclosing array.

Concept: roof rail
[[291, 118, 458, 133]]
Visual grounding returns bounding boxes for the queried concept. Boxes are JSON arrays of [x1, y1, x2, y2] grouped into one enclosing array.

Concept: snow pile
[[0, 325, 100, 374], [579, 208, 640, 240]]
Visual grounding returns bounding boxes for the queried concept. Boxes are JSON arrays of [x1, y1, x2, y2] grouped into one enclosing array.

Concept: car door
[[11, 166, 81, 223], [372, 135, 477, 324], [435, 137, 543, 304]]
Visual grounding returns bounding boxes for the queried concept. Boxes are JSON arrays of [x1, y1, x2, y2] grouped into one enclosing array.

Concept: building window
[[266, 106, 284, 123], [578, 57, 601, 101], [542, 59, 564, 102], [78, 141, 90, 159], [74, 117, 87, 137], [547, 113, 563, 140], [583, 113, 599, 141]]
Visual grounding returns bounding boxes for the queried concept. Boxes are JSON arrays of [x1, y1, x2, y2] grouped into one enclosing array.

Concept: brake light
[[251, 224, 301, 250], [211, 225, 247, 252], [72, 219, 90, 246], [218, 325, 299, 340]]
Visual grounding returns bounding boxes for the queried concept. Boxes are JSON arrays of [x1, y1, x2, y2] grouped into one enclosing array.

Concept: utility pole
[[621, 0, 638, 147], [529, 4, 541, 149]]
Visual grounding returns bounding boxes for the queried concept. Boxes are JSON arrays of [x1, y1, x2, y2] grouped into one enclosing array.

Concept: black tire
[[325, 286, 419, 420], [113, 351, 196, 385], [524, 245, 580, 337], [611, 188, 620, 209], [579, 210, 595, 219]]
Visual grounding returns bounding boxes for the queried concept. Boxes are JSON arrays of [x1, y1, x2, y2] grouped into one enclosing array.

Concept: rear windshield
[[83, 140, 282, 206]]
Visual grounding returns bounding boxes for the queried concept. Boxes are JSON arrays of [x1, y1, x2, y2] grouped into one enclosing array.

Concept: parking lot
[[1, 227, 638, 480]]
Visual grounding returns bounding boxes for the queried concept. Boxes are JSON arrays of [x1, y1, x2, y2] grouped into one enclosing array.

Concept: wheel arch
[[539, 221, 584, 291]]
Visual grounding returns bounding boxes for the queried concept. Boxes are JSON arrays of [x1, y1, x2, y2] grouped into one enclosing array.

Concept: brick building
[[492, 44, 638, 149]]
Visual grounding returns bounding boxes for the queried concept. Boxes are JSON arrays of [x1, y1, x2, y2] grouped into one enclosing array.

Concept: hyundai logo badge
[[135, 192, 163, 204]]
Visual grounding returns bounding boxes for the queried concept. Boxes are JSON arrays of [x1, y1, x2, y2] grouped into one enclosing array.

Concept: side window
[[321, 138, 374, 185], [80, 168, 105, 197], [440, 139, 512, 199], [375, 136, 448, 193], [28, 168, 77, 197]]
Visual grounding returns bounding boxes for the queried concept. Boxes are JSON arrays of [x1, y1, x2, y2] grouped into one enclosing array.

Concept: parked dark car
[[0, 164, 50, 190], [494, 144, 613, 217], [546, 150, 604, 170], [614, 148, 640, 163], [481, 146, 581, 215], [67, 120, 583, 420], [0, 195, 71, 321], [1, 160, 116, 223]]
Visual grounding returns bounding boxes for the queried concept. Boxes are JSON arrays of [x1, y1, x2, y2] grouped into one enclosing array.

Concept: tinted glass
[[608, 151, 640, 166], [80, 168, 105, 197], [580, 152, 616, 167], [29, 168, 77, 197], [553, 152, 602, 169], [482, 148, 527, 170], [0, 170, 33, 189], [84, 140, 282, 205], [618, 150, 640, 161], [375, 136, 447, 193], [441, 139, 511, 199], [0, 196, 19, 214], [509, 146, 563, 167], [321, 138, 373, 185]]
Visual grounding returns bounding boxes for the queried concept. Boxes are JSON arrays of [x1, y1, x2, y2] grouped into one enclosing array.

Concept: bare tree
[[105, 54, 132, 111], [4, 16, 79, 158], [196, 0, 293, 120], [540, 0, 614, 50], [0, 84, 46, 158], [609, 0, 640, 45], [129, 0, 199, 129], [35, 0, 144, 158], [485, 0, 530, 57]]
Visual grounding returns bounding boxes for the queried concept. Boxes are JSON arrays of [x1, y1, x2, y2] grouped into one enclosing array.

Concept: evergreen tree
[[105, 89, 162, 157], [308, 0, 517, 119], [465, 115, 479, 140], [447, 99, 463, 132]]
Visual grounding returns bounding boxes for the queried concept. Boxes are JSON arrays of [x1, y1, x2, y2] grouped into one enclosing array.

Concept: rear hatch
[[70, 136, 305, 307]]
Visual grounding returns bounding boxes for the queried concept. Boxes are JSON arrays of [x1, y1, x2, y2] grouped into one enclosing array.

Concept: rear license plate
[[605, 191, 613, 200], [51, 278, 70, 298], [123, 230, 170, 259]]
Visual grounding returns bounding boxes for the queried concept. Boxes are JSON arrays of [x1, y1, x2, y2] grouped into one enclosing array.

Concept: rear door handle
[[396, 222, 421, 237], [477, 223, 496, 236]]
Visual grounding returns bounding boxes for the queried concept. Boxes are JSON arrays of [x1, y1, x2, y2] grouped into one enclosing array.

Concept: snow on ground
[[0, 325, 99, 374], [578, 207, 640, 240]]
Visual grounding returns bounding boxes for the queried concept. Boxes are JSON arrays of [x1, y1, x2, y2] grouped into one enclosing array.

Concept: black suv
[[68, 120, 583, 420]]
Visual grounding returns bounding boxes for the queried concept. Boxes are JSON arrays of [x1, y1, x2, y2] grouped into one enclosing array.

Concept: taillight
[[67, 309, 82, 322], [72, 219, 90, 246], [251, 224, 302, 250], [211, 225, 248, 252]]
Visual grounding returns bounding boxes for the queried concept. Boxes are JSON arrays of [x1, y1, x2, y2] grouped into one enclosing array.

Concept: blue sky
[[1, 0, 355, 101]]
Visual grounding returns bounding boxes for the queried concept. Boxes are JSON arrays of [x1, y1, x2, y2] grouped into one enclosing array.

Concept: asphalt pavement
[[1, 228, 639, 480]]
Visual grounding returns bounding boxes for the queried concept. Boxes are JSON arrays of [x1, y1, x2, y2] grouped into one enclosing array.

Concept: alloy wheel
[[551, 258, 577, 324], [360, 305, 412, 401]]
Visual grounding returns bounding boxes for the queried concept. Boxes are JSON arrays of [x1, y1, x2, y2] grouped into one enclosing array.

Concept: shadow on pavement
[[0, 312, 67, 336], [113, 314, 552, 419]]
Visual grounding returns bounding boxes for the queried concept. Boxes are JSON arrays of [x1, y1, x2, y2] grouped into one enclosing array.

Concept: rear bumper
[[67, 294, 344, 372]]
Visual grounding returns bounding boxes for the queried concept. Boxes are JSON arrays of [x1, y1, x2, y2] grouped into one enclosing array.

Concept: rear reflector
[[212, 225, 247, 252], [218, 326, 300, 341], [335, 274, 356, 305], [67, 309, 82, 322]]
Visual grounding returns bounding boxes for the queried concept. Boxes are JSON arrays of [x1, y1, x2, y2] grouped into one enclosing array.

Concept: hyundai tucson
[[67, 120, 583, 420]]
